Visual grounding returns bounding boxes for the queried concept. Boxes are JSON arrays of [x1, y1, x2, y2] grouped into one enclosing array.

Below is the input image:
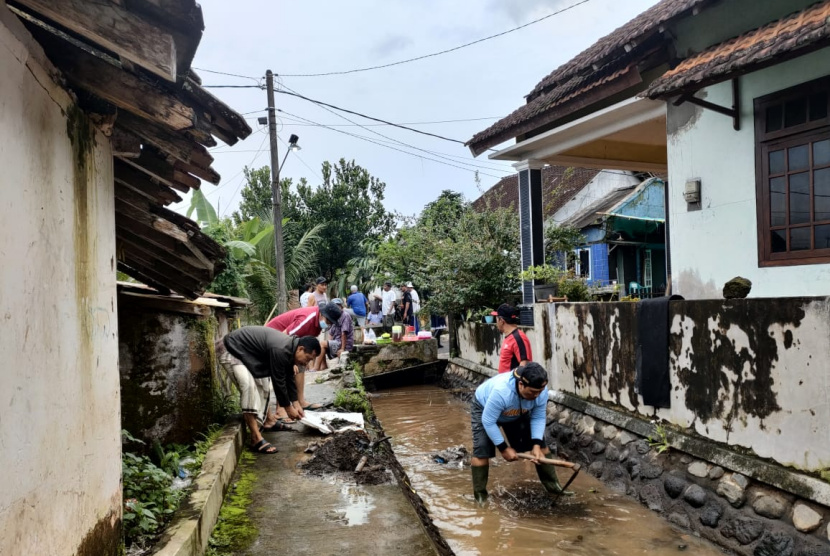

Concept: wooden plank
[[46, 40, 194, 130], [111, 127, 142, 158], [119, 291, 212, 317], [14, 0, 177, 81], [117, 233, 210, 288], [119, 148, 196, 192], [174, 159, 218, 184], [115, 215, 213, 276], [116, 112, 210, 165], [116, 262, 172, 296], [114, 158, 182, 205], [117, 245, 202, 299]]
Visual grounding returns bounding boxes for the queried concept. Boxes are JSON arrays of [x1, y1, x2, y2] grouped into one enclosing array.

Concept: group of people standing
[[216, 283, 568, 503]]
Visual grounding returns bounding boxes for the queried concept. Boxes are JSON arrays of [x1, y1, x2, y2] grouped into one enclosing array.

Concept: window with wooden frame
[[755, 76, 830, 266]]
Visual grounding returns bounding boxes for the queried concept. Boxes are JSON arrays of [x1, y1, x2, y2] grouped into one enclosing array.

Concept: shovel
[[517, 453, 582, 499]]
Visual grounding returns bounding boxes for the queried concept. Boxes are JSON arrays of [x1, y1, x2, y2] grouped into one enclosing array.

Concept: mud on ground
[[299, 429, 394, 486]]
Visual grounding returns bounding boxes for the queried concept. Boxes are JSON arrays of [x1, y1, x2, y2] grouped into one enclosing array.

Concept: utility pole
[[266, 70, 287, 314]]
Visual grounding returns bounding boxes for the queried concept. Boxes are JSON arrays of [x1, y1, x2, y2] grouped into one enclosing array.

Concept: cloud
[[488, 0, 575, 25], [371, 34, 412, 58]]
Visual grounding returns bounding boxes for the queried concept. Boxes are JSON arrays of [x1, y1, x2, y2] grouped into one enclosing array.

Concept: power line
[[276, 0, 592, 77], [247, 114, 502, 127], [274, 88, 466, 144], [277, 82, 509, 173], [278, 109, 505, 179]]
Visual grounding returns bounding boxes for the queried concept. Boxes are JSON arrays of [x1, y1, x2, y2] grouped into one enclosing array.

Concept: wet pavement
[[236, 373, 435, 556], [373, 385, 728, 556]]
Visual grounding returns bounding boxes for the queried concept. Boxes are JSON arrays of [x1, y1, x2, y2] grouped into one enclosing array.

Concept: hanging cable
[[276, 0, 592, 77]]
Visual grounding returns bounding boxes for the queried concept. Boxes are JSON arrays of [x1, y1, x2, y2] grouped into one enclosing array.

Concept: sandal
[[302, 403, 324, 410], [261, 421, 293, 432], [251, 439, 278, 454]]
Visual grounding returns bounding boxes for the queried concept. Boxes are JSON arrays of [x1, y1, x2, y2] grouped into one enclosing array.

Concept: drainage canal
[[372, 385, 727, 555]]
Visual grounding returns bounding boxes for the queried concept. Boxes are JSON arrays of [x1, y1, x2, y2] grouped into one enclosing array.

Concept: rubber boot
[[471, 465, 489, 505], [536, 463, 574, 496]]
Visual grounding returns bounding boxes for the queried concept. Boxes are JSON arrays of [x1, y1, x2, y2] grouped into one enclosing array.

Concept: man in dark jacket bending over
[[218, 327, 320, 454]]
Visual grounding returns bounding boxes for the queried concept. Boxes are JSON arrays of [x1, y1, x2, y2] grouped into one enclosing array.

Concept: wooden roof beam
[[12, 0, 178, 81], [117, 244, 202, 299], [116, 261, 172, 296], [45, 38, 195, 130], [114, 158, 182, 205], [116, 111, 213, 166], [120, 148, 198, 192]]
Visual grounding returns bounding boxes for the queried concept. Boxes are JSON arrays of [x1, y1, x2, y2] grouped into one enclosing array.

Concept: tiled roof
[[467, 0, 713, 155], [472, 166, 601, 219], [562, 185, 638, 229], [646, 1, 830, 98]]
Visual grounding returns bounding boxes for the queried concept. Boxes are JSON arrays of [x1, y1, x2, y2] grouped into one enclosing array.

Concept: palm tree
[[188, 190, 324, 322]]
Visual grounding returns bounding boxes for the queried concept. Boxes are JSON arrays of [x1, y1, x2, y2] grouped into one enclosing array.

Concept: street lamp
[[279, 134, 301, 173]]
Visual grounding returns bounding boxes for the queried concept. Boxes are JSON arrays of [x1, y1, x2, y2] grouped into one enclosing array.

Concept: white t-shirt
[[299, 292, 312, 307], [410, 289, 420, 313], [381, 289, 396, 315]]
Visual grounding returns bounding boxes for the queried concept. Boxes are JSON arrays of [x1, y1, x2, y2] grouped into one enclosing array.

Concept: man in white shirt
[[379, 281, 396, 327]]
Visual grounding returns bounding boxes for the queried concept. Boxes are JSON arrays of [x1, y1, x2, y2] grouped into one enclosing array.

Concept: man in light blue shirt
[[470, 363, 573, 503]]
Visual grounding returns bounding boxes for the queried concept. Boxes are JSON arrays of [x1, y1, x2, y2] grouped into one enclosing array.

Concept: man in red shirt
[[266, 303, 341, 411], [491, 304, 532, 373]]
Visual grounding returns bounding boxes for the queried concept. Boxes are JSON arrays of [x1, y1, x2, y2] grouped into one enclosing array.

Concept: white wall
[[0, 12, 121, 556], [548, 170, 641, 225], [667, 49, 830, 298]]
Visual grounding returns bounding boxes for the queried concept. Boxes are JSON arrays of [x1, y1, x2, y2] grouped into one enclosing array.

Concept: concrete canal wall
[[450, 296, 830, 554]]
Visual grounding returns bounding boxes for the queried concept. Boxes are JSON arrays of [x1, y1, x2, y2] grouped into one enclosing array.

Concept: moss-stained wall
[[118, 300, 223, 445], [0, 14, 121, 556], [456, 297, 830, 472]]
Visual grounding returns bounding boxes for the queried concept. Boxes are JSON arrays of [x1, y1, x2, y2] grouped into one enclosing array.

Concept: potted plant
[[519, 264, 565, 301], [481, 308, 495, 324]]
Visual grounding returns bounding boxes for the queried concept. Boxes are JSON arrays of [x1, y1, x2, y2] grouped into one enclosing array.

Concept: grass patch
[[205, 452, 258, 556], [333, 362, 373, 418]]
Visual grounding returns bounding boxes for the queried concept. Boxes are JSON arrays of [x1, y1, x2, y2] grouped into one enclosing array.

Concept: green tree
[[232, 166, 272, 227], [376, 190, 520, 317], [288, 159, 395, 280]]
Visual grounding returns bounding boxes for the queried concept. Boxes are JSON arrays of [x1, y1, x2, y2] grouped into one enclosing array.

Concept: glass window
[[756, 76, 830, 264], [789, 172, 810, 225]]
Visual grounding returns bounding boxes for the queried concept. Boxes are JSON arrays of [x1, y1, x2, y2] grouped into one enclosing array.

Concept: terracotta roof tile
[[472, 166, 601, 219], [646, 1, 830, 98], [467, 0, 712, 155]]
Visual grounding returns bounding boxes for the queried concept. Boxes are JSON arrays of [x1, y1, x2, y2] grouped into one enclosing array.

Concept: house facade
[[0, 2, 250, 554], [468, 0, 830, 300]]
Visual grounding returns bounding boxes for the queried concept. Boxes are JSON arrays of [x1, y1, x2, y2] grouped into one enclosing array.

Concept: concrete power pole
[[266, 70, 287, 314]]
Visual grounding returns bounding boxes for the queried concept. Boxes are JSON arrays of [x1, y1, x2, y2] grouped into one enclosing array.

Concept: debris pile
[[300, 429, 393, 485], [431, 445, 470, 465]]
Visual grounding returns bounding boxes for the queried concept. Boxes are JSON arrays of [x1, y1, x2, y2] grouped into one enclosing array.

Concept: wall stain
[[542, 306, 552, 361], [74, 510, 120, 556], [565, 303, 638, 408], [66, 105, 97, 381], [672, 299, 804, 425], [472, 322, 501, 356]]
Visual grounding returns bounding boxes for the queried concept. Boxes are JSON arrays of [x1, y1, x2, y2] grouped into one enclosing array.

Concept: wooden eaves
[[6, 0, 253, 299]]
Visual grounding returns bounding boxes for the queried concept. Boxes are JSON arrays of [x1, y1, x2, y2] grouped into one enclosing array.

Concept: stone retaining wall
[[443, 361, 830, 556]]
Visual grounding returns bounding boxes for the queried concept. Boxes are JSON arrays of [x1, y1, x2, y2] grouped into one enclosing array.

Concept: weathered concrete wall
[[351, 340, 438, 377], [455, 297, 830, 472], [118, 299, 231, 445], [0, 13, 121, 556], [443, 363, 830, 554]]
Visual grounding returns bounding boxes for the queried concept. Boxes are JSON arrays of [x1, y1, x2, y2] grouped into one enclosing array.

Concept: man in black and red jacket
[[491, 304, 533, 373]]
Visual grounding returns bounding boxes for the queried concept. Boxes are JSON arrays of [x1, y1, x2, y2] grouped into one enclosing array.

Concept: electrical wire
[[276, 0, 592, 77], [274, 88, 466, 144], [278, 109, 506, 179], [247, 115, 502, 127], [275, 83, 511, 174]]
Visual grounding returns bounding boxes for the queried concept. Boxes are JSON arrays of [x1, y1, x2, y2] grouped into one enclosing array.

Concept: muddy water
[[373, 386, 727, 556]]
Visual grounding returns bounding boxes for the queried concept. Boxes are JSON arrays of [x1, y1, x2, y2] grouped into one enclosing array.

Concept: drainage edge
[[150, 422, 244, 556]]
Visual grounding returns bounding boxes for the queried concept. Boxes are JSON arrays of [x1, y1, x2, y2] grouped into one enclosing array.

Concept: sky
[[175, 0, 660, 220]]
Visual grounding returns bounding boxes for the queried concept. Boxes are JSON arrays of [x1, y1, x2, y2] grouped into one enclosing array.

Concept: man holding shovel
[[470, 363, 574, 503]]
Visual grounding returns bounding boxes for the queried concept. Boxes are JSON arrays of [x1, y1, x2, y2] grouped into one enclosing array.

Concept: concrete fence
[[455, 297, 830, 473]]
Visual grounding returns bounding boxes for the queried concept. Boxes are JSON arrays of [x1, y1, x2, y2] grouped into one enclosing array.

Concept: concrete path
[[237, 373, 436, 556]]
